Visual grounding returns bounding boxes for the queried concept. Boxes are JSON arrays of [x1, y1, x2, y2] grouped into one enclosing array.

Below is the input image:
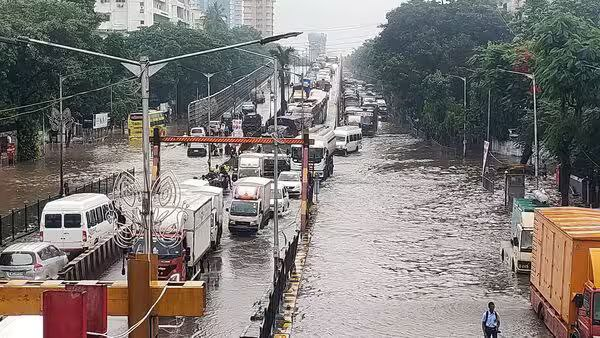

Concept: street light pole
[[59, 75, 64, 196], [203, 72, 215, 170], [497, 68, 539, 188], [532, 74, 539, 189], [449, 75, 467, 157], [234, 48, 282, 279]]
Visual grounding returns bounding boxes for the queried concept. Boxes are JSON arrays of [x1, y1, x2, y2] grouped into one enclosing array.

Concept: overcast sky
[[274, 0, 404, 56]]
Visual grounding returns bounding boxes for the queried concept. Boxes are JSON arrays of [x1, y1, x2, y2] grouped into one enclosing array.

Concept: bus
[[128, 110, 167, 140]]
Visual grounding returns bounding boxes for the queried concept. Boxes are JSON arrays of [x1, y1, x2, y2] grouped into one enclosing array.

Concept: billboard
[[93, 113, 109, 129]]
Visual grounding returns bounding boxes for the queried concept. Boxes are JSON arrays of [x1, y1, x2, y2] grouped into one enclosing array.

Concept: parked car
[[278, 171, 301, 197], [270, 183, 290, 214], [0, 242, 68, 280]]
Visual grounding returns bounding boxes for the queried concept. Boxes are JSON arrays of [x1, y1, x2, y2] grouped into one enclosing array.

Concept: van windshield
[[64, 214, 82, 228], [0, 252, 35, 266], [230, 201, 259, 217], [336, 136, 346, 142], [44, 214, 62, 228]]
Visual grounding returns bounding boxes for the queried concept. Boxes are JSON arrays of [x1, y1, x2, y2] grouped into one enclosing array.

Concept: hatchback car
[[0, 242, 68, 280], [278, 171, 302, 197]]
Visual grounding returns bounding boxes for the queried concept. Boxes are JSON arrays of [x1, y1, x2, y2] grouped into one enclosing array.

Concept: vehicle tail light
[[39, 231, 43, 241], [34, 261, 43, 271], [82, 231, 87, 242]]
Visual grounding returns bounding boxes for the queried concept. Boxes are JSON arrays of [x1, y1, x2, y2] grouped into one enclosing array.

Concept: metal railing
[[188, 64, 274, 128], [0, 168, 135, 247]]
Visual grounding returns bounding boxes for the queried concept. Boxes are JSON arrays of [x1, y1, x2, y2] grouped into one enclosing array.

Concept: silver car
[[0, 242, 68, 280]]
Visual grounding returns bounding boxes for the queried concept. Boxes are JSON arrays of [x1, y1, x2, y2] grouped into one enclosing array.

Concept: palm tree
[[203, 2, 227, 33], [270, 45, 295, 115]]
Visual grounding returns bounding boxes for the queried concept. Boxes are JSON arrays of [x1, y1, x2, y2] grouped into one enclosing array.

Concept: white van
[[40, 193, 113, 253], [335, 126, 362, 155]]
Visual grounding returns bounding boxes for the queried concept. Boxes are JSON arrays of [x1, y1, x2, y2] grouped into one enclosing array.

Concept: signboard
[[232, 119, 243, 132], [93, 113, 109, 129], [482, 141, 490, 176]]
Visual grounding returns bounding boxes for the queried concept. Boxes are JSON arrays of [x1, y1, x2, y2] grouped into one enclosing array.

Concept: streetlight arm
[[260, 32, 302, 45], [496, 68, 534, 79], [16, 36, 138, 65], [152, 31, 305, 67]]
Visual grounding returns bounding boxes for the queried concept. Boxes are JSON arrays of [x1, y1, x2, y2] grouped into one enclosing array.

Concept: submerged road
[[292, 123, 551, 337]]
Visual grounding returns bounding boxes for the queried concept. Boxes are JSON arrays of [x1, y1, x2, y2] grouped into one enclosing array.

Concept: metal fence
[[241, 231, 300, 338], [0, 168, 135, 247], [188, 64, 274, 128]]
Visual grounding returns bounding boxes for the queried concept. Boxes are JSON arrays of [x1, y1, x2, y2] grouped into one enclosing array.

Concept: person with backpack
[[482, 302, 500, 338]]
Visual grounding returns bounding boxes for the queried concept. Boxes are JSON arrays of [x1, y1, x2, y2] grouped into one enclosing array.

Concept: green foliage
[[0, 0, 271, 161], [348, 0, 511, 145]]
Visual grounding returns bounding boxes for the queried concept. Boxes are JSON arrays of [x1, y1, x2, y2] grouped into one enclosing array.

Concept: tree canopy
[[0, 0, 270, 160], [349, 0, 600, 205]]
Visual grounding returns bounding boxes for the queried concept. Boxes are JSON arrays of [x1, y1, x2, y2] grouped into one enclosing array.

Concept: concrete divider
[[58, 236, 122, 281]]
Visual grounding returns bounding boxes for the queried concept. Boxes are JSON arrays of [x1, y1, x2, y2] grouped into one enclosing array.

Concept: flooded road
[[292, 124, 551, 337]]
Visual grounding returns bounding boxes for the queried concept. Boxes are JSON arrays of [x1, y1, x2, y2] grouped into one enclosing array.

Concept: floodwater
[[292, 123, 551, 337]]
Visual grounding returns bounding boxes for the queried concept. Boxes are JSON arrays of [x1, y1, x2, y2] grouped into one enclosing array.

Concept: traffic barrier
[[58, 235, 122, 281]]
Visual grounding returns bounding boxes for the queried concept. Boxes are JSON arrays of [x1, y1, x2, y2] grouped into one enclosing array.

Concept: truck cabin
[[229, 200, 260, 218], [131, 237, 186, 280], [574, 275, 600, 337], [238, 155, 262, 178], [512, 227, 533, 253]]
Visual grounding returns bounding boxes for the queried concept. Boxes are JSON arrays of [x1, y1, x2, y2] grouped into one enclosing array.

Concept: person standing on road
[[482, 302, 500, 338]]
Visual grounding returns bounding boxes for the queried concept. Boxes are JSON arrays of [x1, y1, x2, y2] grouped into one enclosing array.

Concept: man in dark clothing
[[482, 302, 500, 338]]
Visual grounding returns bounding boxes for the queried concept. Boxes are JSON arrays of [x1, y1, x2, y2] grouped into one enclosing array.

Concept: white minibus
[[40, 193, 113, 253], [334, 126, 363, 155]]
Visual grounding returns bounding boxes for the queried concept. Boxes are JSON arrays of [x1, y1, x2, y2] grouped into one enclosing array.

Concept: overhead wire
[[0, 76, 139, 121]]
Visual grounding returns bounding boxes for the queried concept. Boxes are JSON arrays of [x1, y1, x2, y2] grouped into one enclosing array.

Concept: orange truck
[[530, 207, 600, 338]]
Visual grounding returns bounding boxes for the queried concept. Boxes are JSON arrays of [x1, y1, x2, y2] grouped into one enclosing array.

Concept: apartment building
[[499, 0, 524, 12], [230, 0, 273, 37], [95, 0, 198, 32], [308, 33, 327, 61]]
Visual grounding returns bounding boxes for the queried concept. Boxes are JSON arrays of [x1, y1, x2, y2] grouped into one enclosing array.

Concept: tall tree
[[270, 45, 295, 115], [533, 12, 600, 205]]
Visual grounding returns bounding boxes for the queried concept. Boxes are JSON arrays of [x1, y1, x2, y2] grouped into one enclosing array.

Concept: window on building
[[115, 0, 125, 2], [100, 0, 110, 3], [140, 20, 145, 25]]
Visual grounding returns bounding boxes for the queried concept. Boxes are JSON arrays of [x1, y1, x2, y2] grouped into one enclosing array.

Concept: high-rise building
[[499, 0, 524, 12], [241, 0, 274, 37], [230, 0, 243, 28], [95, 0, 197, 32], [308, 33, 327, 61]]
